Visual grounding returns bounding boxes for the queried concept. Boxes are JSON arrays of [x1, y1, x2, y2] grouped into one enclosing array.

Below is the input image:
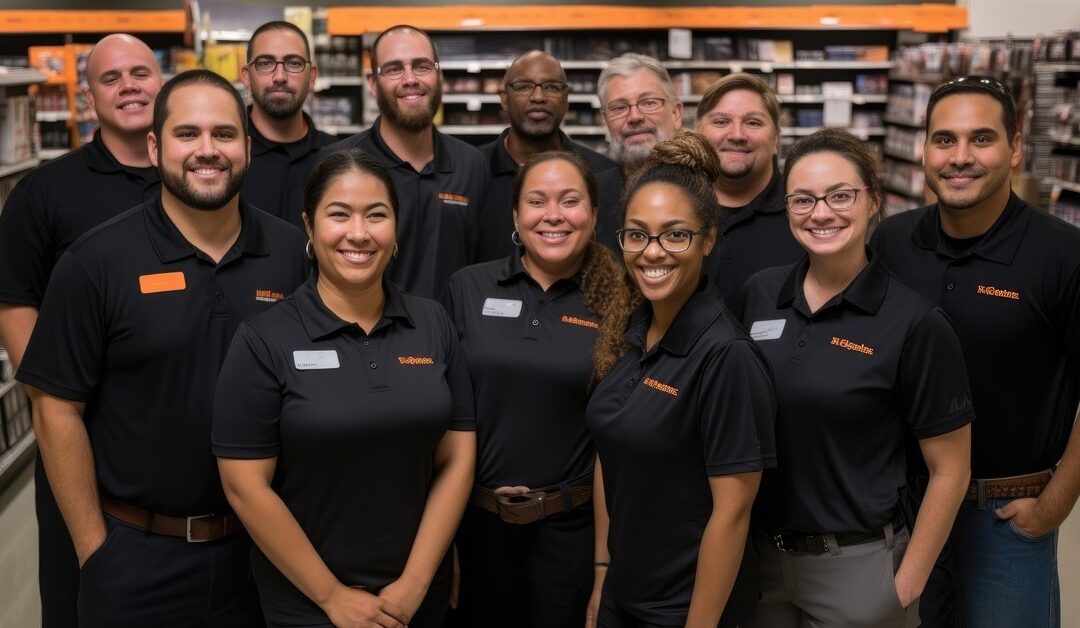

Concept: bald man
[[476, 50, 618, 261], [0, 33, 163, 627]]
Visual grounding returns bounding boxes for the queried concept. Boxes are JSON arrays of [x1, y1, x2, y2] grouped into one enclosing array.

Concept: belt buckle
[[774, 534, 791, 552], [496, 492, 544, 524], [186, 514, 214, 543]]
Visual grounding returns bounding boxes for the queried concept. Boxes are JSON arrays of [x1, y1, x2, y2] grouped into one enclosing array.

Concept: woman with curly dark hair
[[443, 151, 637, 628], [585, 131, 776, 628]]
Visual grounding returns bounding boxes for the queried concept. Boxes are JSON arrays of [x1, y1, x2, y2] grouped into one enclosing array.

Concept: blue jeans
[[951, 498, 1060, 628]]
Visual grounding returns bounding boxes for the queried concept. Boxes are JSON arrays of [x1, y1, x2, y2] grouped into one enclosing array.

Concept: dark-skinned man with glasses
[[475, 50, 618, 261], [313, 24, 488, 298], [872, 76, 1080, 628], [240, 21, 334, 228]]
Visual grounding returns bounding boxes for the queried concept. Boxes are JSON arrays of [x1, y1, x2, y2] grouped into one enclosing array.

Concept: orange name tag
[[139, 272, 187, 294]]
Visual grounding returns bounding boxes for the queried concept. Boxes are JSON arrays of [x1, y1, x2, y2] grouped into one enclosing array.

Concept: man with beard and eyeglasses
[[239, 20, 335, 228], [16, 70, 308, 627], [475, 50, 618, 261], [315, 24, 488, 298], [0, 33, 163, 628], [872, 76, 1080, 628], [696, 73, 801, 306]]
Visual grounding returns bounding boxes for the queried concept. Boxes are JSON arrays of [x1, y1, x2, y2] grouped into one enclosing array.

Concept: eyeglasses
[[785, 187, 869, 214], [603, 97, 667, 120], [506, 80, 569, 95], [376, 59, 439, 80], [249, 56, 310, 74], [616, 228, 709, 253]]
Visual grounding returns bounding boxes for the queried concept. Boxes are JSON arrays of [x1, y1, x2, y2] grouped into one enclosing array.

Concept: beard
[[253, 85, 307, 119], [511, 109, 562, 140], [611, 122, 671, 170], [376, 81, 442, 132], [161, 158, 247, 212]]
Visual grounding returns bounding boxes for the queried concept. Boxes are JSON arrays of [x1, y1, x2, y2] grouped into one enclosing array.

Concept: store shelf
[[36, 110, 70, 122], [1047, 178, 1080, 195], [1047, 133, 1080, 148], [0, 66, 46, 87], [1037, 63, 1080, 72], [0, 158, 40, 179], [442, 93, 601, 106], [0, 379, 34, 495], [883, 180, 924, 198], [888, 72, 945, 84], [884, 147, 922, 163], [316, 76, 364, 89], [882, 113, 924, 127], [784, 127, 885, 138], [437, 124, 607, 136], [38, 147, 71, 160], [320, 124, 367, 136], [681, 93, 889, 105], [439, 60, 611, 73], [665, 60, 892, 71]]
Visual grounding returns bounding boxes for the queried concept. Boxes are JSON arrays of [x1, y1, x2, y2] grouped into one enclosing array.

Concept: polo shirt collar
[[145, 196, 271, 263], [295, 275, 416, 341], [626, 278, 724, 357], [247, 107, 323, 158], [495, 250, 584, 288], [84, 130, 156, 179], [489, 128, 582, 177], [369, 116, 453, 174], [776, 249, 889, 316], [911, 193, 1030, 265]]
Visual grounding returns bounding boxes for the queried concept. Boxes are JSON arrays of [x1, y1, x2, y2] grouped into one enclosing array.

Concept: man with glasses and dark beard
[[240, 20, 334, 228], [475, 50, 618, 261], [17, 70, 307, 627], [316, 24, 488, 298]]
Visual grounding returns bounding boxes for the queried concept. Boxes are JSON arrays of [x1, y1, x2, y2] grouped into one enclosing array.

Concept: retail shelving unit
[[1032, 60, 1080, 224], [0, 66, 46, 206]]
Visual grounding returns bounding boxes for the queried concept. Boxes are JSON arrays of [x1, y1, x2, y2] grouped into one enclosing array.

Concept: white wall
[[961, 0, 1080, 40]]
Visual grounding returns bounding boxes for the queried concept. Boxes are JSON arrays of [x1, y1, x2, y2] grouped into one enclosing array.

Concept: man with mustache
[[872, 77, 1080, 628], [240, 20, 334, 228], [476, 50, 618, 261], [594, 53, 683, 250], [17, 70, 308, 626], [0, 33, 163, 628], [318, 24, 488, 298], [696, 73, 801, 306]]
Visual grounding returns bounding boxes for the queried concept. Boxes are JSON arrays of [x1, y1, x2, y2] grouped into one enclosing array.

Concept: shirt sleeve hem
[[15, 370, 89, 402], [912, 412, 975, 440], [211, 444, 281, 459], [706, 459, 765, 477], [0, 291, 40, 306], [449, 418, 477, 431]]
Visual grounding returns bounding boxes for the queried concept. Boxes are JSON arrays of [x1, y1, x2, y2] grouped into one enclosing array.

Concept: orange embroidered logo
[[561, 315, 599, 329], [976, 285, 1020, 301], [255, 289, 285, 303], [438, 192, 469, 206], [398, 356, 435, 365], [643, 377, 679, 397], [830, 336, 874, 356]]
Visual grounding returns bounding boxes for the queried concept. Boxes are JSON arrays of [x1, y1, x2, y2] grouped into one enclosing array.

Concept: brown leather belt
[[964, 469, 1054, 501], [470, 485, 592, 525], [101, 495, 241, 543]]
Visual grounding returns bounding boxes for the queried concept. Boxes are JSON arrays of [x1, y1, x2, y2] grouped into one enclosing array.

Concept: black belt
[[769, 513, 904, 555]]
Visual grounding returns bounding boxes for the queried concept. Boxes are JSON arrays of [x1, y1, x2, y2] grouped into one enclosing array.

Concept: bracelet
[[594, 561, 609, 568]]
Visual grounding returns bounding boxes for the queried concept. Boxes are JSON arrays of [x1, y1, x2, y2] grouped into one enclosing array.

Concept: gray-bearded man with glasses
[[476, 50, 618, 261], [313, 24, 488, 298], [240, 20, 335, 228]]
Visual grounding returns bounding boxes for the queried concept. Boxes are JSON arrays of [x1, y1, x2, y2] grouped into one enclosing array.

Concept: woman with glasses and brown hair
[[585, 130, 776, 628], [443, 151, 637, 628], [733, 128, 973, 627]]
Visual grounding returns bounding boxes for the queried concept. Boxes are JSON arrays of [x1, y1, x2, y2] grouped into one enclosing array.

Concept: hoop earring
[[305, 240, 314, 260], [392, 242, 399, 259], [511, 231, 522, 246]]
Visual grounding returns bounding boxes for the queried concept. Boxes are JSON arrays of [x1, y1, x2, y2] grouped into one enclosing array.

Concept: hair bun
[[644, 129, 721, 183]]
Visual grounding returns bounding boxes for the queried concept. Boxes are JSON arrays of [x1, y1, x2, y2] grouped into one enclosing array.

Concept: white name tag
[[482, 298, 522, 318], [293, 350, 340, 370], [749, 319, 786, 341]]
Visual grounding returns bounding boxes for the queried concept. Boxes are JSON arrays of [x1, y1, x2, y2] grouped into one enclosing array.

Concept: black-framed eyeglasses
[[603, 97, 667, 120], [785, 187, 869, 214], [249, 56, 310, 74], [506, 80, 569, 95], [616, 228, 709, 253], [376, 59, 439, 80]]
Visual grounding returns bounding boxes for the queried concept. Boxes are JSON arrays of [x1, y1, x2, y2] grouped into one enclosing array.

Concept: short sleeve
[[0, 175, 54, 305], [699, 339, 777, 476], [898, 308, 975, 439], [16, 252, 104, 401], [437, 302, 475, 431], [211, 323, 286, 458]]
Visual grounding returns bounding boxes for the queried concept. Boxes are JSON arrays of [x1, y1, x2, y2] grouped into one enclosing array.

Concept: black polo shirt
[[212, 276, 473, 623], [17, 197, 308, 516], [475, 129, 619, 262], [585, 279, 775, 626], [735, 254, 973, 534], [707, 172, 803, 307], [241, 109, 336, 228], [0, 131, 160, 307], [444, 254, 596, 489], [315, 116, 489, 299], [871, 194, 1080, 478]]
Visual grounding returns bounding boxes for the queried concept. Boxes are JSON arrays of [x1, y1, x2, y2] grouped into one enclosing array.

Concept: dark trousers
[[77, 515, 263, 628], [36, 455, 80, 628], [918, 539, 962, 628], [598, 595, 681, 628], [451, 501, 593, 628]]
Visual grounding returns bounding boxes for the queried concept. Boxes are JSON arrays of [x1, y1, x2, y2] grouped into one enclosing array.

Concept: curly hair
[[623, 129, 723, 232]]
